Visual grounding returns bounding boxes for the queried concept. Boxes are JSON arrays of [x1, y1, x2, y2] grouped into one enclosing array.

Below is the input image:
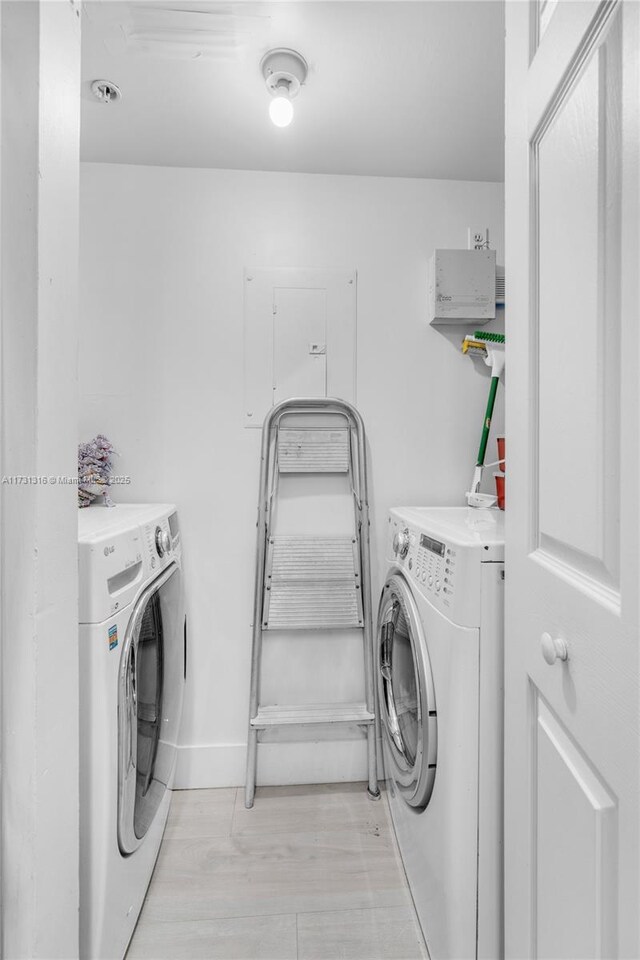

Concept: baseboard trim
[[174, 739, 371, 790]]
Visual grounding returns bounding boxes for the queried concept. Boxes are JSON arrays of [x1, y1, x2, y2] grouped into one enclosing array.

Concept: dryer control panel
[[387, 507, 504, 627], [415, 531, 453, 595], [389, 521, 462, 619]]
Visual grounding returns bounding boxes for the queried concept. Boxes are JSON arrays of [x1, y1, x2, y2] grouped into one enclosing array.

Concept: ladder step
[[264, 581, 363, 629], [277, 428, 349, 473], [263, 537, 364, 629], [251, 702, 375, 728], [268, 537, 359, 581]]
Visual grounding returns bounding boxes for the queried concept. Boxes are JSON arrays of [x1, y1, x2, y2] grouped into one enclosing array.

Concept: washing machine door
[[118, 561, 184, 855], [377, 574, 437, 809]]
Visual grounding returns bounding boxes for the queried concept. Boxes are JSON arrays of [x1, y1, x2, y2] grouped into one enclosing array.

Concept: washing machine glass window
[[378, 575, 437, 809], [118, 562, 183, 855]]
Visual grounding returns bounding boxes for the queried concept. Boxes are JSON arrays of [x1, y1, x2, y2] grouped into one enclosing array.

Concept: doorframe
[[0, 2, 82, 956]]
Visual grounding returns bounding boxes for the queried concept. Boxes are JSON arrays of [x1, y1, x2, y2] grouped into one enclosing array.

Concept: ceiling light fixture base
[[260, 48, 308, 99]]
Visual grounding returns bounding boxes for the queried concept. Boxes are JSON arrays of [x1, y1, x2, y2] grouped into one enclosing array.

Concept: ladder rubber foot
[[367, 787, 381, 801]]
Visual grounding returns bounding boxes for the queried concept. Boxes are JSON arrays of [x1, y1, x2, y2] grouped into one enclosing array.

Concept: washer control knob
[[393, 528, 410, 559], [155, 526, 171, 558]]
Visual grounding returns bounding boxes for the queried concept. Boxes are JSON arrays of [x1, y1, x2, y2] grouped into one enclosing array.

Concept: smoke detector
[[260, 48, 308, 127], [91, 80, 122, 104]]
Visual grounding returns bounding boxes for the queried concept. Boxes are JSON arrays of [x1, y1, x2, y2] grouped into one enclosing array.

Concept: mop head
[[462, 330, 505, 356], [461, 335, 488, 358], [462, 331, 505, 377]]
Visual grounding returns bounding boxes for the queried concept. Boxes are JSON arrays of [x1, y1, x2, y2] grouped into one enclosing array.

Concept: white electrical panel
[[428, 249, 496, 325], [243, 268, 357, 428]]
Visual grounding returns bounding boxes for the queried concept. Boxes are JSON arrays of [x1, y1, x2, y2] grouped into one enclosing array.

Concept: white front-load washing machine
[[78, 503, 186, 960], [378, 507, 504, 960]]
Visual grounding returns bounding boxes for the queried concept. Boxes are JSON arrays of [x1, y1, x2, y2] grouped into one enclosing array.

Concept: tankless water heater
[[428, 248, 496, 325]]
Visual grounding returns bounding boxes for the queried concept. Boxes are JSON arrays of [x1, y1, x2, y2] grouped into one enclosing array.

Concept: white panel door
[[272, 286, 327, 403], [505, 2, 639, 958]]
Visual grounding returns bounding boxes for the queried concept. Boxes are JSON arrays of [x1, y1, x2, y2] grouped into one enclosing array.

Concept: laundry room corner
[[78, 162, 505, 789]]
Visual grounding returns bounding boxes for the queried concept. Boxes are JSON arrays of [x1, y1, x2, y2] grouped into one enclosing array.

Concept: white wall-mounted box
[[428, 248, 496, 324]]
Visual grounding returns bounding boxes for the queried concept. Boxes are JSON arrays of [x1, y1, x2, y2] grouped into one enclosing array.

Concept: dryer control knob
[[393, 528, 410, 559], [155, 526, 171, 557]]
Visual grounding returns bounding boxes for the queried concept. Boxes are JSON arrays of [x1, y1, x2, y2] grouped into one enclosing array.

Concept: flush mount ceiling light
[[260, 48, 308, 128], [91, 79, 122, 104]]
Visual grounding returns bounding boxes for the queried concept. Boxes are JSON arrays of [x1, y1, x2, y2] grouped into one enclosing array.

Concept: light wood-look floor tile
[[127, 913, 297, 959], [232, 782, 390, 838], [297, 906, 428, 960], [163, 787, 236, 841], [143, 827, 411, 922], [127, 783, 424, 960]]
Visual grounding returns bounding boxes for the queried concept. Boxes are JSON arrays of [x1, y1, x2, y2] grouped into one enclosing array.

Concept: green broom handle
[[476, 376, 500, 467]]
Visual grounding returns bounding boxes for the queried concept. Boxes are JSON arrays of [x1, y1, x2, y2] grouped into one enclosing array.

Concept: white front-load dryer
[[377, 507, 504, 960], [78, 503, 186, 960]]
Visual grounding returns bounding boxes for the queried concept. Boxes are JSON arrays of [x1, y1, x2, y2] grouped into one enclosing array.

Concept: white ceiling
[[81, 1, 505, 181]]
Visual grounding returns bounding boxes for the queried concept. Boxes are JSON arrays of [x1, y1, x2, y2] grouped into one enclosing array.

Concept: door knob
[[541, 632, 568, 665]]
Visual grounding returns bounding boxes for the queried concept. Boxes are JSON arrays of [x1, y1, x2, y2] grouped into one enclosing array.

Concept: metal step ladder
[[244, 397, 379, 808]]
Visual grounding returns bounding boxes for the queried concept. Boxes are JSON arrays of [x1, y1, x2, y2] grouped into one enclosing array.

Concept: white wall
[[1, 2, 81, 956], [79, 162, 504, 788]]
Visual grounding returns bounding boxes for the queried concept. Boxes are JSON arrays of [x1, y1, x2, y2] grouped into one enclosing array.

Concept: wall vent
[[97, 5, 271, 62]]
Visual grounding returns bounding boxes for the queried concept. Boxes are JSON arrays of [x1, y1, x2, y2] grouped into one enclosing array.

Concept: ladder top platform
[[277, 427, 350, 473]]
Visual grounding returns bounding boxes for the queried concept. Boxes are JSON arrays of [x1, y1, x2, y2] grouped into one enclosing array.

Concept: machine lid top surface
[[390, 506, 504, 550], [78, 502, 177, 544]]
